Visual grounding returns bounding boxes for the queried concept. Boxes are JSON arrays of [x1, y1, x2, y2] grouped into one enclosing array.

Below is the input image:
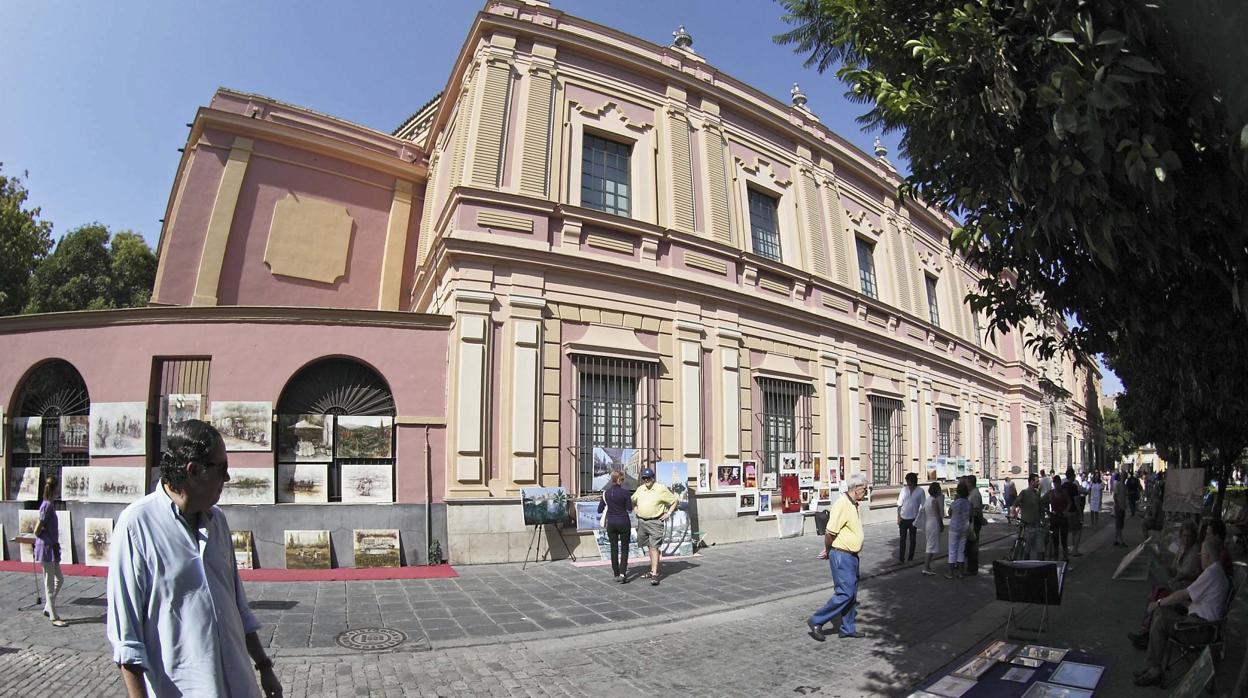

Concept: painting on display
[[335, 416, 392, 459], [17, 510, 72, 564], [737, 489, 759, 514], [16, 510, 38, 562], [591, 447, 641, 490], [817, 484, 832, 503], [61, 466, 90, 501], [90, 402, 146, 456], [742, 460, 758, 489], [827, 456, 841, 485], [340, 463, 393, 503], [85, 517, 114, 567], [277, 414, 333, 461], [934, 457, 949, 480], [758, 490, 773, 516], [779, 473, 802, 513], [211, 402, 272, 452], [802, 488, 817, 511], [10, 467, 40, 501], [11, 417, 42, 454], [593, 528, 648, 563], [353, 529, 400, 568], [926, 461, 939, 483], [231, 530, 254, 569], [694, 458, 709, 491], [277, 463, 328, 503], [284, 530, 331, 569], [574, 501, 602, 531], [59, 415, 90, 453], [655, 461, 688, 502], [716, 463, 742, 491], [761, 473, 777, 490], [654, 460, 693, 557], [813, 456, 823, 483], [521, 487, 570, 526], [218, 469, 275, 505], [89, 466, 147, 503], [780, 452, 799, 474], [162, 394, 205, 451], [798, 472, 815, 489]]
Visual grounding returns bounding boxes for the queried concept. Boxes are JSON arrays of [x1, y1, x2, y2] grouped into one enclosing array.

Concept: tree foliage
[[23, 223, 157, 313], [1100, 406, 1135, 466], [0, 164, 54, 316]]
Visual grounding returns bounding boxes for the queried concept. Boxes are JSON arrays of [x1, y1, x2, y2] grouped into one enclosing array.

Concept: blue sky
[[0, 0, 1119, 394]]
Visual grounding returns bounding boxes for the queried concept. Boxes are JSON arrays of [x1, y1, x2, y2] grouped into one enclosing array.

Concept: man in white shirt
[[1038, 469, 1053, 496], [107, 420, 281, 698], [895, 472, 925, 563], [1133, 536, 1230, 686]]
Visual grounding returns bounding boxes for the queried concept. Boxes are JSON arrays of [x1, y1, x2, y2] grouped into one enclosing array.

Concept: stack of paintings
[[284, 530, 331, 569], [353, 529, 400, 568]]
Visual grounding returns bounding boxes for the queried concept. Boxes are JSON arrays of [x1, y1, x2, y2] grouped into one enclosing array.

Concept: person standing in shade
[[921, 481, 945, 575], [631, 467, 677, 586], [807, 473, 869, 641], [1126, 470, 1142, 517], [1112, 469, 1129, 546], [965, 475, 984, 575], [1088, 471, 1104, 527], [107, 420, 281, 698], [1047, 474, 1071, 560], [895, 472, 924, 563], [1010, 473, 1047, 560], [1039, 469, 1053, 497], [33, 475, 67, 628], [597, 470, 635, 583], [947, 480, 971, 579], [1063, 467, 1085, 556]]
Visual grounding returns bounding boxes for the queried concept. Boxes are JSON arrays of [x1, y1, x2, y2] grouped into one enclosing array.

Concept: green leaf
[[1048, 30, 1077, 44], [1119, 55, 1165, 74], [1095, 29, 1127, 46]]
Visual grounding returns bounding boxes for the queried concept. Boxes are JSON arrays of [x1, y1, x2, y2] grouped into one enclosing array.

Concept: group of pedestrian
[[894, 471, 985, 579], [595, 467, 679, 586]]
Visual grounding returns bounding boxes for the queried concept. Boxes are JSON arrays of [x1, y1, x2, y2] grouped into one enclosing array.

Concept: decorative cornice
[[0, 305, 451, 334]]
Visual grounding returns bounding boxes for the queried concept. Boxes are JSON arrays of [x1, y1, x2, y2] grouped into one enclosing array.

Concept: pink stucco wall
[[153, 133, 231, 306], [0, 314, 449, 504]]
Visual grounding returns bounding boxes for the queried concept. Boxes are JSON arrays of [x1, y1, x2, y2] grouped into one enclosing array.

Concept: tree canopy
[[23, 223, 157, 314], [1100, 405, 1135, 467], [0, 165, 53, 315]]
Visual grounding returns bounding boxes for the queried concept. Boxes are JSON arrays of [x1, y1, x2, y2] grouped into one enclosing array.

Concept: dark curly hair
[[161, 419, 223, 492]]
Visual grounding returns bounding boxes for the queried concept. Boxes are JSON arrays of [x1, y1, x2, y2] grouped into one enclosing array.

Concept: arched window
[[275, 358, 395, 503], [9, 360, 90, 499]]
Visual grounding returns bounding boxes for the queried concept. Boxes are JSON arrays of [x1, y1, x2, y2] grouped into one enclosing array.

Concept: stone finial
[[873, 137, 888, 159], [671, 25, 694, 51], [790, 83, 808, 108]]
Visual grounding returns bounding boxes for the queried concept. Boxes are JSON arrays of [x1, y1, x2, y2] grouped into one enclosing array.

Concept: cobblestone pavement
[[0, 513, 1241, 696]]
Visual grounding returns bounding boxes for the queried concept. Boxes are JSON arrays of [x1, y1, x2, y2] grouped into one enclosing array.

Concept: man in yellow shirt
[[807, 472, 868, 641], [631, 467, 678, 586]]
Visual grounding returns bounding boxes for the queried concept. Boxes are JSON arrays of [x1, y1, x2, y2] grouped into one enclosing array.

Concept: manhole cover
[[335, 627, 407, 651]]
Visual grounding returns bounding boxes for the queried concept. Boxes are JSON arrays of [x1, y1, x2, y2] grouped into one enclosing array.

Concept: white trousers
[[41, 560, 63, 620]]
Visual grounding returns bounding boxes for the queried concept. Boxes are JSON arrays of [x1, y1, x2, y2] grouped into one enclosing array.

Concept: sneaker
[[650, 574, 660, 586], [806, 621, 826, 642], [921, 569, 936, 576]]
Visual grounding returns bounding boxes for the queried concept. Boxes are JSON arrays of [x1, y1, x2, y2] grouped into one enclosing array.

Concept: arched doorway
[[275, 358, 396, 503], [10, 360, 90, 499]]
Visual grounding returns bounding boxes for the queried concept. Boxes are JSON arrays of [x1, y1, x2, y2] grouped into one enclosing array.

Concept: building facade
[[1, 0, 1100, 567]]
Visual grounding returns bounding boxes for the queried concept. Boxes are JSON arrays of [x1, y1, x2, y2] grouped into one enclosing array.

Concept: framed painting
[[779, 473, 802, 513], [335, 416, 393, 459], [90, 402, 146, 456], [340, 463, 393, 503], [59, 415, 90, 453], [736, 489, 758, 514], [277, 414, 333, 461], [84, 517, 114, 567], [779, 452, 799, 474], [758, 490, 773, 516], [277, 463, 328, 503], [11, 416, 42, 454], [574, 501, 601, 531], [17, 510, 38, 562], [655, 460, 688, 502], [760, 473, 777, 490], [353, 529, 400, 568], [61, 466, 91, 501], [231, 530, 254, 569], [742, 460, 758, 489], [11, 467, 40, 501], [166, 393, 203, 424], [591, 447, 641, 490], [693, 458, 709, 491], [521, 487, 569, 526], [210, 402, 272, 452], [813, 455, 823, 482], [716, 463, 742, 491], [88, 466, 146, 503], [284, 530, 331, 569], [218, 468, 275, 505], [18, 510, 71, 564]]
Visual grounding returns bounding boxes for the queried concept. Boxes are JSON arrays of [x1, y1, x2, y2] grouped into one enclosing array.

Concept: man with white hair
[[807, 472, 869, 641]]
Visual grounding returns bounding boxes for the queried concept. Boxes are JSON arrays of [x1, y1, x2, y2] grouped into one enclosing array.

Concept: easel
[[11, 535, 43, 612], [521, 524, 577, 570], [993, 559, 1065, 641]]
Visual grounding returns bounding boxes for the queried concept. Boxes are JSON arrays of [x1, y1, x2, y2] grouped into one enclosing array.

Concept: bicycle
[[1006, 514, 1050, 561]]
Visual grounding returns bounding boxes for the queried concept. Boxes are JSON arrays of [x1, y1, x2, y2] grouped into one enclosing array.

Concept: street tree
[[1100, 406, 1135, 468], [23, 223, 157, 313], [0, 165, 53, 316]]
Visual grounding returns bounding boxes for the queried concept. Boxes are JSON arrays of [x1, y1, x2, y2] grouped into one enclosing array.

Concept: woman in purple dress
[[597, 470, 635, 583], [33, 474, 66, 627]]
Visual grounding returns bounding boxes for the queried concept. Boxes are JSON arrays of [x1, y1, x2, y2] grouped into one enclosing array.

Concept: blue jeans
[[809, 550, 859, 633]]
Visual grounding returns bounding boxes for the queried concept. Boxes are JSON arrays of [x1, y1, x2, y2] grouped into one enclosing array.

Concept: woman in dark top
[[597, 470, 634, 583], [33, 475, 67, 627]]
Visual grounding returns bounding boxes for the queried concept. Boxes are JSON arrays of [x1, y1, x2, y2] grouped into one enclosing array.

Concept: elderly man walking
[[631, 466, 678, 586], [807, 473, 869, 641]]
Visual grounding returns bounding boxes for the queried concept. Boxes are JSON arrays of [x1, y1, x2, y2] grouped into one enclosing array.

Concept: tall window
[[748, 188, 782, 262], [857, 238, 878, 299], [925, 276, 941, 327], [981, 418, 998, 479], [937, 409, 960, 458], [1027, 424, 1039, 475], [869, 396, 904, 486], [10, 360, 91, 496], [581, 133, 631, 217], [758, 377, 812, 479], [1066, 434, 1073, 471], [574, 355, 658, 495], [971, 309, 983, 346]]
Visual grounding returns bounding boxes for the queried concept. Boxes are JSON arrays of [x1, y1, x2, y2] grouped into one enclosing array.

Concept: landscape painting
[[716, 463, 742, 491], [521, 487, 569, 526], [211, 401, 272, 452], [574, 501, 601, 530], [277, 414, 333, 461], [11, 416, 42, 454], [353, 529, 400, 568], [593, 527, 647, 563], [89, 466, 147, 503], [60, 466, 91, 501], [277, 463, 328, 503], [90, 402, 146, 456], [11, 467, 40, 501], [231, 530, 254, 569], [340, 463, 393, 503], [655, 461, 688, 503], [591, 447, 641, 490], [85, 517, 113, 567], [335, 416, 393, 459], [59, 415, 89, 453], [285, 529, 332, 569], [218, 469, 274, 505]]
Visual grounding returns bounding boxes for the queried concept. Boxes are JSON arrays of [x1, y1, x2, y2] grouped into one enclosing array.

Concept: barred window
[[574, 355, 658, 495], [9, 360, 91, 497], [1027, 424, 1039, 475], [981, 418, 998, 479], [857, 238, 878, 299], [581, 134, 631, 217], [757, 377, 813, 481], [747, 188, 782, 263], [937, 409, 961, 458], [925, 276, 941, 327], [869, 396, 904, 486]]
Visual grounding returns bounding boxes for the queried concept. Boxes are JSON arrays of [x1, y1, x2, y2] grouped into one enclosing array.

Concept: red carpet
[[0, 560, 458, 581]]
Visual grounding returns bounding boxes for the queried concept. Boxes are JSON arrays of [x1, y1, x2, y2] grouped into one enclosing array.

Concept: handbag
[[598, 489, 609, 528]]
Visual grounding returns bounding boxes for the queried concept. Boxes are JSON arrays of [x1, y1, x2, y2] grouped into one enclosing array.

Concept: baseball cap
[[640, 468, 656, 479]]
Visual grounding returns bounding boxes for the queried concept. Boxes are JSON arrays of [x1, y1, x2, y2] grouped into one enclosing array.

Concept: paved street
[[0, 514, 1241, 696]]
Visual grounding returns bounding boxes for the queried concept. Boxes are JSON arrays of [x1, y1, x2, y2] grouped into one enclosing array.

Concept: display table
[[914, 637, 1109, 697]]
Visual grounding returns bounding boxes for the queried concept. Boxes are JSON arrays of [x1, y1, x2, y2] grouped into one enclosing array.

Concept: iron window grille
[[276, 358, 396, 502], [571, 354, 659, 495], [925, 276, 941, 327], [869, 396, 905, 486], [856, 238, 879, 299], [747, 188, 783, 263], [1027, 425, 1039, 475], [581, 133, 631, 217], [756, 377, 813, 481], [10, 360, 91, 497], [937, 409, 961, 458], [981, 418, 998, 479], [152, 358, 212, 473]]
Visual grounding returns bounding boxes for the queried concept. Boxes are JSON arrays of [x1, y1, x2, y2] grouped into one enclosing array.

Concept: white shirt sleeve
[[106, 520, 151, 668]]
